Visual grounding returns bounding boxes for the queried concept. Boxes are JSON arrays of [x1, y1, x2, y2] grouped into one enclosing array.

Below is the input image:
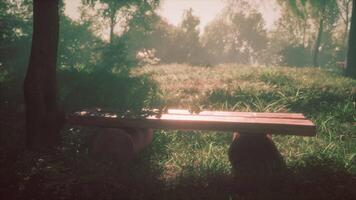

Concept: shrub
[[58, 69, 159, 115], [279, 45, 311, 67]]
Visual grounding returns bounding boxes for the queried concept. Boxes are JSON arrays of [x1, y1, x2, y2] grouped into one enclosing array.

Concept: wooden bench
[[68, 109, 315, 136], [67, 108, 316, 169]]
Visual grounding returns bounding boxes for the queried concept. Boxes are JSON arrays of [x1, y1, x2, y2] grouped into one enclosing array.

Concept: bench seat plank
[[167, 109, 306, 119], [68, 110, 316, 136], [148, 114, 313, 126]]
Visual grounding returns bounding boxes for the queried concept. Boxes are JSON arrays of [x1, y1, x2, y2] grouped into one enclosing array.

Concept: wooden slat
[[167, 109, 306, 119], [67, 112, 316, 136], [150, 114, 313, 126]]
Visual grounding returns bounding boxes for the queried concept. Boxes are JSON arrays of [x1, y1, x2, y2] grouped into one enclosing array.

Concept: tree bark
[[339, 0, 352, 48], [343, 1, 350, 48], [313, 17, 324, 67], [302, 6, 308, 47], [346, 0, 356, 79], [109, 11, 116, 44], [24, 0, 61, 149], [302, 18, 307, 47]]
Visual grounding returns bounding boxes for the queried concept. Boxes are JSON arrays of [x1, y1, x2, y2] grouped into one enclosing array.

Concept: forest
[[0, 0, 355, 199]]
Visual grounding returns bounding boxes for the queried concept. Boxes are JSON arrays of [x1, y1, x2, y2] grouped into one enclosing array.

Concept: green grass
[[133, 64, 356, 198], [1, 64, 355, 199], [136, 64, 355, 168]]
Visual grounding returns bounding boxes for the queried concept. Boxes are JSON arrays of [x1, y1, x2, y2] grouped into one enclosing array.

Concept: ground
[[1, 64, 356, 199]]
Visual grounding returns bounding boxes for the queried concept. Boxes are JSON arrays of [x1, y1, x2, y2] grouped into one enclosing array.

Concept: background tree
[[58, 16, 102, 71], [269, 3, 312, 67], [131, 8, 205, 65], [138, 16, 176, 63], [93, 0, 134, 44], [346, 0, 355, 78], [201, 17, 230, 64], [119, 0, 161, 64], [56, 0, 161, 114], [0, 0, 32, 108], [202, 4, 268, 65], [169, 8, 203, 64], [337, 0, 353, 47], [82, 0, 159, 43], [276, 0, 341, 67], [285, 0, 339, 67], [81, 0, 160, 72]]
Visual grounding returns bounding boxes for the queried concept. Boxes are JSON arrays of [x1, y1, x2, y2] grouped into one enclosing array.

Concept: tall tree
[[177, 8, 202, 64], [346, 0, 356, 78], [286, 0, 339, 67], [24, 0, 62, 149], [100, 0, 128, 44], [337, 0, 353, 47], [83, 0, 159, 44], [202, 5, 268, 64], [312, 2, 326, 67]]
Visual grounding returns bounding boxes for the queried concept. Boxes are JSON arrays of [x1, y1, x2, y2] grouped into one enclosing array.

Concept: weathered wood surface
[[167, 109, 306, 119], [67, 109, 316, 136]]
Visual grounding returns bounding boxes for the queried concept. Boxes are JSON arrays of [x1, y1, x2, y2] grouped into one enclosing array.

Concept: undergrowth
[[135, 64, 355, 174], [1, 64, 355, 199]]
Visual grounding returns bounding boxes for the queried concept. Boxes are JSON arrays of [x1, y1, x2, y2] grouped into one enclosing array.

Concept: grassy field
[[133, 64, 356, 198], [1, 64, 355, 199]]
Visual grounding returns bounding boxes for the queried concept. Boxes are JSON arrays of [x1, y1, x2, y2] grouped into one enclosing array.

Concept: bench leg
[[228, 132, 286, 177], [91, 128, 153, 164], [229, 132, 286, 191]]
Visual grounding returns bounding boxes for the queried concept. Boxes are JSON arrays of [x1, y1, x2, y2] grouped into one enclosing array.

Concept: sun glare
[[64, 0, 280, 32], [158, 0, 225, 31]]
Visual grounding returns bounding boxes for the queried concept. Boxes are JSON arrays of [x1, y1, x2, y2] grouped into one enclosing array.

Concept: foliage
[[0, 0, 32, 108], [2, 64, 356, 199], [58, 68, 159, 115], [1, 0, 356, 197], [81, 0, 159, 42], [275, 0, 341, 67], [136, 64, 356, 176], [284, 0, 340, 35], [202, 6, 268, 64], [345, 0, 356, 79], [133, 8, 206, 65], [58, 16, 102, 71], [279, 44, 312, 67], [165, 8, 205, 65]]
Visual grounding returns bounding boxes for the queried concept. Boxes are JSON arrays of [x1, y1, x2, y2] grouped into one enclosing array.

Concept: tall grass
[[2, 64, 355, 199], [135, 64, 356, 180]]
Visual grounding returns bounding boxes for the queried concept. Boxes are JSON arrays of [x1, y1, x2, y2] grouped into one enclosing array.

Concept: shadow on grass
[[1, 148, 355, 199], [1, 124, 355, 200], [152, 155, 355, 200]]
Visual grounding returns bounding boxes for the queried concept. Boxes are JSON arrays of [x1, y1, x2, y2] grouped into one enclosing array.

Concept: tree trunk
[[313, 17, 324, 67], [24, 0, 61, 150], [343, 1, 350, 48], [302, 6, 308, 47], [109, 12, 116, 44], [302, 18, 307, 47], [346, 0, 356, 78]]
